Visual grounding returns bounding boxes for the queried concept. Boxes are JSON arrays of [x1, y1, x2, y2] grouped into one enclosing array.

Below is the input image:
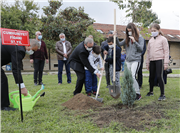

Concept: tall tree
[[40, 0, 95, 70], [40, 0, 95, 52], [1, 0, 40, 38], [112, 0, 160, 27]]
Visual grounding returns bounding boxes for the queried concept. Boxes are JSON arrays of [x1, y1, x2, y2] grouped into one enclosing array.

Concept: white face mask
[[60, 38, 65, 41], [151, 31, 159, 37], [26, 50, 34, 55], [109, 44, 114, 49], [128, 32, 132, 36], [93, 53, 99, 58], [86, 47, 92, 51]]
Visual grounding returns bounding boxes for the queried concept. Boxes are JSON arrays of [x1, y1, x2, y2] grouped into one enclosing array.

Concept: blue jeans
[[85, 70, 97, 93], [121, 61, 125, 71], [58, 60, 71, 83]]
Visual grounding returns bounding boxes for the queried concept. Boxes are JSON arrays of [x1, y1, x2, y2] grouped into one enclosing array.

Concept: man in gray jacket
[[55, 33, 72, 85]]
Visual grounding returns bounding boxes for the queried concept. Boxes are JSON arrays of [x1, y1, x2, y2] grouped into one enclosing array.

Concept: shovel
[[91, 55, 107, 103], [108, 9, 121, 99]]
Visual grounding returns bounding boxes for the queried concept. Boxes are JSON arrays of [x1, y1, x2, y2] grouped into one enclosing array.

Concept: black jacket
[[1, 39, 25, 83], [142, 39, 146, 56], [104, 44, 122, 71], [100, 40, 108, 59], [67, 41, 95, 74], [101, 37, 120, 59]]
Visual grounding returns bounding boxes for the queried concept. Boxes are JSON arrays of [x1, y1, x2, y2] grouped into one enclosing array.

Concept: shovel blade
[[108, 85, 121, 99], [91, 97, 103, 103]]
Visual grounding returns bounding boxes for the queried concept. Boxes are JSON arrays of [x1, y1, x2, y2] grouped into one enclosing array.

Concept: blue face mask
[[61, 38, 65, 41], [38, 35, 42, 40]]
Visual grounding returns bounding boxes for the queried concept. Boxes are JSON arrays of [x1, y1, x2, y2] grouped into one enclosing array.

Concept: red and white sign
[[1, 28, 30, 46]]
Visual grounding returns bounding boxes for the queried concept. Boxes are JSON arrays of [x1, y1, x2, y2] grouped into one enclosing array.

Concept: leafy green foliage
[[112, 0, 160, 27], [120, 63, 136, 107], [40, 0, 95, 52], [1, 0, 40, 38], [83, 25, 105, 45]]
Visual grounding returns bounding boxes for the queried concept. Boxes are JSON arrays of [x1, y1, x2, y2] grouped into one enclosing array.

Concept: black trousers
[[33, 59, 45, 83], [105, 62, 110, 85], [149, 60, 165, 95], [1, 68, 10, 107], [73, 70, 85, 95], [154, 70, 167, 85], [137, 57, 144, 87]]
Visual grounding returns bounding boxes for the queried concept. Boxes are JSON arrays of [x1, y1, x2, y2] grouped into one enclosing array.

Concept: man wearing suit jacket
[[1, 39, 40, 111], [67, 37, 101, 95]]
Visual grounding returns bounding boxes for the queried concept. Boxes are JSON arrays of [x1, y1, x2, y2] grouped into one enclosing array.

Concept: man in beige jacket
[[55, 33, 72, 85]]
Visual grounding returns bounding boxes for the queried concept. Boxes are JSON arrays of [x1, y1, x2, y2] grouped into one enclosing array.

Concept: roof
[[93, 23, 180, 42]]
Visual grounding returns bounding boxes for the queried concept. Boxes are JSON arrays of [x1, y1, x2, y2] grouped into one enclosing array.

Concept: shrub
[[120, 63, 136, 107]]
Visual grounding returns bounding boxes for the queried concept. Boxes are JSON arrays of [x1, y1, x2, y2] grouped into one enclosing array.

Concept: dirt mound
[[62, 93, 103, 110]]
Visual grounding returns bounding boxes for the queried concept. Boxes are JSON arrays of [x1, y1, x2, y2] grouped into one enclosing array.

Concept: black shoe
[[1, 107, 16, 111], [39, 82, 45, 85], [158, 95, 166, 101], [136, 94, 142, 100], [146, 92, 154, 96]]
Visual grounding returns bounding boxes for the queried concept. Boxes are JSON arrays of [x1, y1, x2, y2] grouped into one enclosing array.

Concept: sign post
[[1, 28, 30, 122]]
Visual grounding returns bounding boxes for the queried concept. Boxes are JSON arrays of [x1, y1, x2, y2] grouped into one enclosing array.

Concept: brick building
[[93, 23, 180, 68]]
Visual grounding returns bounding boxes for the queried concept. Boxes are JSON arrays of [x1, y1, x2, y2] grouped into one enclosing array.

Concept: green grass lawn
[[1, 74, 180, 133], [143, 69, 180, 74]]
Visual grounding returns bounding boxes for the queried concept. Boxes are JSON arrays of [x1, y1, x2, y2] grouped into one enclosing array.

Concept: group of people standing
[[1, 22, 169, 111], [100, 23, 169, 101], [67, 22, 169, 101]]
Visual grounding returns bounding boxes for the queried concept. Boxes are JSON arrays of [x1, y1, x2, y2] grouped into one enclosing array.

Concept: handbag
[[165, 68, 172, 74]]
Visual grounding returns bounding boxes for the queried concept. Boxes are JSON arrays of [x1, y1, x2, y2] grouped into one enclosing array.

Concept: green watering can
[[9, 85, 45, 111]]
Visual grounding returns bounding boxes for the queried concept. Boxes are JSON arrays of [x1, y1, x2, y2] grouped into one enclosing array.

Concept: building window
[[122, 31, 126, 34], [167, 34, 174, 38], [96, 29, 104, 34]]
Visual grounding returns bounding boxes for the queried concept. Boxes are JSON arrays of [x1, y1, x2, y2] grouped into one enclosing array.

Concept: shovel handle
[[96, 54, 107, 99], [113, 9, 116, 82]]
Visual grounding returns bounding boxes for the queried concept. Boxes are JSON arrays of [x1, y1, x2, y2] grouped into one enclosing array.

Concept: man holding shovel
[[67, 37, 101, 96], [101, 32, 113, 88], [103, 36, 121, 98], [1, 39, 40, 111]]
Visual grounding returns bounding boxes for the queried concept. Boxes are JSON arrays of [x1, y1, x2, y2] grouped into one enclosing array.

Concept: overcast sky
[[7, 0, 180, 30]]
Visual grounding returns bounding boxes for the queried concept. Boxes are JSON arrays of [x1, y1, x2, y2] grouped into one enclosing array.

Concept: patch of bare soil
[[87, 102, 174, 131], [62, 95, 179, 131], [62, 93, 103, 110]]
